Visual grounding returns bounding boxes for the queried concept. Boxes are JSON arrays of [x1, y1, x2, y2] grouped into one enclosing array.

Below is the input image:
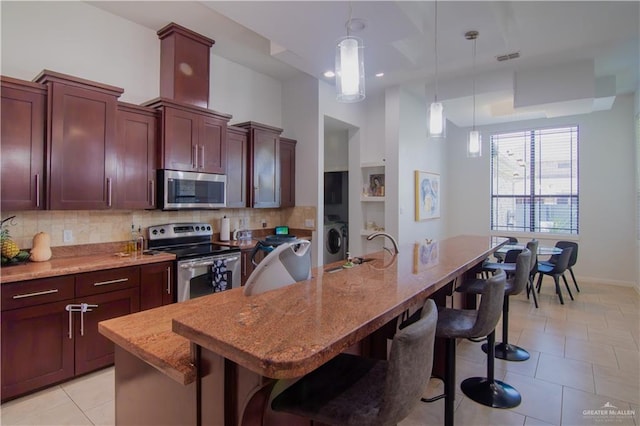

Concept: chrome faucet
[[366, 232, 399, 255]]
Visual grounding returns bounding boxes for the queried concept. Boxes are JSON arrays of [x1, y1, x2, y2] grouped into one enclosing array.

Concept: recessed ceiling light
[[375, 72, 384, 77], [324, 70, 335, 78]]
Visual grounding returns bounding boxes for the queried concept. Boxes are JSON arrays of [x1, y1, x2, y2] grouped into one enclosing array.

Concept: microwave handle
[[200, 145, 205, 169], [193, 145, 198, 169]]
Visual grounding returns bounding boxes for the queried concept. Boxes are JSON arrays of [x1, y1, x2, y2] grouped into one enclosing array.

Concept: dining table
[[495, 243, 562, 256]]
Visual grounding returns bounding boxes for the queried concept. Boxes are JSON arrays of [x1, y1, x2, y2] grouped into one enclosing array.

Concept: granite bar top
[[0, 243, 176, 284], [99, 235, 504, 385], [172, 235, 505, 379]]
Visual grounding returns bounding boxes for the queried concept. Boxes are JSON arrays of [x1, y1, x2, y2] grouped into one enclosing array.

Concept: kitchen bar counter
[[99, 235, 505, 425], [172, 235, 502, 379], [0, 250, 176, 284]]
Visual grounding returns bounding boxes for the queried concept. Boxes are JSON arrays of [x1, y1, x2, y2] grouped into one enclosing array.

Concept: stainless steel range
[[147, 223, 241, 302]]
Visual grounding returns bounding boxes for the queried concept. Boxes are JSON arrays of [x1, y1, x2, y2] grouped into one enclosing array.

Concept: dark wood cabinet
[[0, 264, 149, 401], [140, 261, 174, 310], [74, 287, 140, 375], [280, 137, 296, 208], [117, 103, 158, 209], [235, 121, 283, 208], [226, 126, 248, 208], [145, 98, 230, 174], [0, 77, 46, 210], [35, 70, 124, 210], [1, 275, 75, 400]]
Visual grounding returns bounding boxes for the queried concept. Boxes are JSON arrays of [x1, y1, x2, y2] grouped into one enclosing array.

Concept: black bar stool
[[270, 300, 438, 426], [427, 270, 507, 426], [459, 248, 532, 361]]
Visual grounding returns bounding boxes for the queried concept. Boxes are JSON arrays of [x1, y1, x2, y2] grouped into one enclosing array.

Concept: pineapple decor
[[1, 216, 30, 265]]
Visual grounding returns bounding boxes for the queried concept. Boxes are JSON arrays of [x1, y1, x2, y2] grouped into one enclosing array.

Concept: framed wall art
[[415, 171, 440, 221]]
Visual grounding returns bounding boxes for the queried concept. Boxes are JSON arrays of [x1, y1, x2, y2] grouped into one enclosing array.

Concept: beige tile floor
[[1, 281, 638, 425]]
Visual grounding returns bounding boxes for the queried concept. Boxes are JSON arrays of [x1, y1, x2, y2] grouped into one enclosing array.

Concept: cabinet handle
[[193, 145, 198, 169], [166, 266, 171, 295], [65, 304, 83, 339], [107, 178, 112, 207], [200, 145, 205, 169], [79, 303, 98, 337], [93, 277, 128, 287], [35, 174, 41, 208], [12, 288, 58, 299], [149, 179, 155, 206]]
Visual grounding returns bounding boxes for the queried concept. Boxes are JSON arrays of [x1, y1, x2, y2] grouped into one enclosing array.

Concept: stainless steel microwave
[[158, 170, 226, 210]]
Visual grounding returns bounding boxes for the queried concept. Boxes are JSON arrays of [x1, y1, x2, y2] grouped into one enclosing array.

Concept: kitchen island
[[99, 235, 505, 425]]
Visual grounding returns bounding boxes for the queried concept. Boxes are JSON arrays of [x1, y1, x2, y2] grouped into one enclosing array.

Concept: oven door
[[176, 253, 240, 302]]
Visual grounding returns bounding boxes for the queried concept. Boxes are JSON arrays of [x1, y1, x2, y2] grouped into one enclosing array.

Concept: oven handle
[[179, 256, 240, 269]]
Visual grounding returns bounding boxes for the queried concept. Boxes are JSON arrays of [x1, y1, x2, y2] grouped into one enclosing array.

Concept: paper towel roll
[[220, 216, 230, 241]]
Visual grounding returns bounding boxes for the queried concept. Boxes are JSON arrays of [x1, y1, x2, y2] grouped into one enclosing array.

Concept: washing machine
[[324, 222, 347, 264]]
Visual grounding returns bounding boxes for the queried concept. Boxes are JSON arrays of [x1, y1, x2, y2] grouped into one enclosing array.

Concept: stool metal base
[[482, 342, 530, 362], [460, 377, 522, 408]]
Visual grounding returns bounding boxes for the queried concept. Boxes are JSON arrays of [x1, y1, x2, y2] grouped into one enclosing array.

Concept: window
[[490, 126, 578, 234]]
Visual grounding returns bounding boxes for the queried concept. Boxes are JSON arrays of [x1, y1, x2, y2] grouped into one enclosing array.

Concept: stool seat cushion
[[271, 353, 386, 425], [436, 307, 479, 339]]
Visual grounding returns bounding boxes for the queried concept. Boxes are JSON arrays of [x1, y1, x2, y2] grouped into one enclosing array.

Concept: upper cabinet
[[35, 70, 124, 210], [116, 103, 158, 209], [226, 125, 248, 208], [280, 137, 296, 208], [235, 121, 282, 208], [0, 77, 46, 210], [145, 98, 230, 174]]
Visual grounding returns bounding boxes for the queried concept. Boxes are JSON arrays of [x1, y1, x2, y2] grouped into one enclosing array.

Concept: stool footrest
[[421, 394, 446, 403]]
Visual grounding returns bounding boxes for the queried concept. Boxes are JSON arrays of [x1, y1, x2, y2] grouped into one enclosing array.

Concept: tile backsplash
[[2, 206, 316, 249]]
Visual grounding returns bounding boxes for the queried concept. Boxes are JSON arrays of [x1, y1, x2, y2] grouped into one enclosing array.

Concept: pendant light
[[336, 6, 365, 103], [428, 0, 445, 137], [466, 30, 481, 157]]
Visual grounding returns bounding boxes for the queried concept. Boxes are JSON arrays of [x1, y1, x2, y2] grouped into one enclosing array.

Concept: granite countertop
[[100, 235, 505, 385], [0, 243, 176, 284]]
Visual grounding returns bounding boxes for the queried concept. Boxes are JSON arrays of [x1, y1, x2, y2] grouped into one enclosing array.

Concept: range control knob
[[159, 228, 165, 234], [207, 225, 211, 231], [152, 229, 158, 235], [195, 226, 200, 231]]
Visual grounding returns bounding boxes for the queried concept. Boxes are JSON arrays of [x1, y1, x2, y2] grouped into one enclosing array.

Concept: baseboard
[[576, 275, 638, 288]]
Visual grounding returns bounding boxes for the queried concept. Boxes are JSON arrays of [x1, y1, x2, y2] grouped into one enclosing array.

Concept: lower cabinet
[[0, 262, 169, 401], [140, 261, 174, 310]]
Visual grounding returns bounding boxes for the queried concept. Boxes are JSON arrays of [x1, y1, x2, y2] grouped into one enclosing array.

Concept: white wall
[[1, 1, 283, 126], [447, 94, 638, 287], [1, 1, 159, 104], [397, 86, 447, 246], [324, 130, 349, 172]]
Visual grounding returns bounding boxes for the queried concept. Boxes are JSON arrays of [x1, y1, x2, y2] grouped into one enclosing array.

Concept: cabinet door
[[1, 81, 46, 210], [162, 107, 198, 171], [117, 108, 157, 209], [140, 261, 174, 310], [1, 300, 75, 400], [199, 115, 226, 174], [48, 83, 118, 209], [280, 138, 296, 208], [74, 287, 140, 375], [250, 129, 280, 208], [226, 129, 247, 208]]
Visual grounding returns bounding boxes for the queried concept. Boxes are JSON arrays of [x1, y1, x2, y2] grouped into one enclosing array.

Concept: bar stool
[[430, 270, 507, 426], [458, 249, 532, 361], [270, 299, 438, 426]]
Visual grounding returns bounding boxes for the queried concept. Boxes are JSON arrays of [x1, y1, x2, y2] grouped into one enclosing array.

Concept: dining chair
[[493, 237, 518, 263], [536, 246, 574, 304], [538, 241, 579, 293], [271, 299, 438, 426]]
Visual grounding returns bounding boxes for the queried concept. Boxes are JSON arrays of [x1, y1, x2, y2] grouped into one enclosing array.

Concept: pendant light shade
[[466, 30, 481, 157], [336, 35, 365, 102], [468, 130, 482, 157], [429, 0, 445, 137], [429, 102, 445, 136]]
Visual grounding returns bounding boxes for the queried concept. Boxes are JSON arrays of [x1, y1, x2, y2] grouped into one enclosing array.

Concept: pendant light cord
[[472, 35, 477, 131], [434, 0, 439, 102]]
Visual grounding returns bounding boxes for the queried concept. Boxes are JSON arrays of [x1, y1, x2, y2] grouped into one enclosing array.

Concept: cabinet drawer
[[75, 267, 140, 297], [1, 276, 75, 311]]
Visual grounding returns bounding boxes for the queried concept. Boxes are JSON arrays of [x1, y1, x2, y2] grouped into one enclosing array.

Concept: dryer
[[324, 222, 347, 264]]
